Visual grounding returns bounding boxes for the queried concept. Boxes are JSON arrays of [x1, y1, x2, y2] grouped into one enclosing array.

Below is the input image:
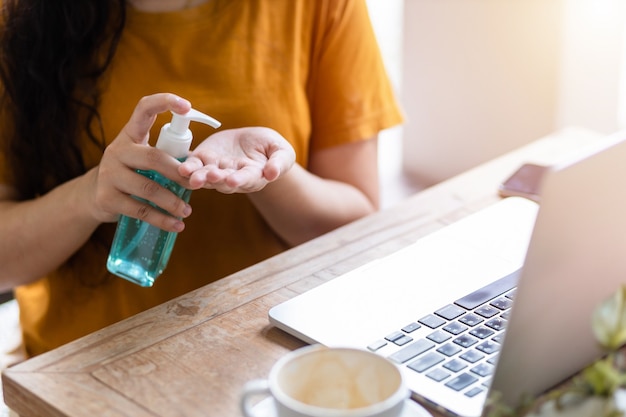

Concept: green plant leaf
[[593, 286, 626, 351]]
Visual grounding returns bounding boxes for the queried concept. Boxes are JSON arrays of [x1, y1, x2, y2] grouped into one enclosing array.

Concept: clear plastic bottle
[[107, 109, 220, 287]]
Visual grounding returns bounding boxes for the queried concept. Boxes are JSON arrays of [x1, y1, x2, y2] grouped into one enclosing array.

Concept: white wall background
[[401, 0, 564, 186], [557, 0, 626, 133], [366, 0, 412, 208], [367, 0, 626, 196]]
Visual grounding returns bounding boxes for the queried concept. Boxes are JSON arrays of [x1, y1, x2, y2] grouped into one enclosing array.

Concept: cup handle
[[240, 379, 271, 417]]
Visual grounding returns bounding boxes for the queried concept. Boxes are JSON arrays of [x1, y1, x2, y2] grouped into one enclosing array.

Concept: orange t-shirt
[[3, 0, 403, 356]]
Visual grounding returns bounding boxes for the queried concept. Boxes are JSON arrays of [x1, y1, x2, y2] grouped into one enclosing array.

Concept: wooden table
[[2, 128, 603, 417]]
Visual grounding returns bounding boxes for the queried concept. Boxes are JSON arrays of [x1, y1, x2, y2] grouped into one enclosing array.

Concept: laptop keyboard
[[367, 269, 520, 399]]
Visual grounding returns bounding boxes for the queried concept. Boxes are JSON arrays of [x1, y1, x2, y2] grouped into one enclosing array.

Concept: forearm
[[247, 163, 376, 246], [0, 170, 102, 289]]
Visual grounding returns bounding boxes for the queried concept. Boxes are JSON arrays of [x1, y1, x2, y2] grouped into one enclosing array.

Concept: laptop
[[269, 130, 626, 417]]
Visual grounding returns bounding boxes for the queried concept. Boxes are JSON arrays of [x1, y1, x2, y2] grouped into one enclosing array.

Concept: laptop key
[[475, 305, 500, 318], [426, 368, 450, 382], [408, 351, 445, 373], [427, 330, 451, 344], [402, 322, 421, 333], [367, 340, 387, 352], [469, 326, 495, 339], [445, 373, 478, 391], [454, 269, 520, 310], [453, 334, 478, 348], [419, 314, 446, 329], [460, 350, 484, 364], [443, 322, 468, 335], [465, 387, 484, 398], [491, 297, 513, 310], [471, 363, 494, 377], [484, 317, 507, 331], [385, 331, 405, 342], [388, 339, 435, 364], [443, 358, 467, 372], [459, 313, 484, 327], [394, 335, 413, 346], [437, 342, 462, 357], [476, 340, 500, 355], [435, 304, 466, 320]]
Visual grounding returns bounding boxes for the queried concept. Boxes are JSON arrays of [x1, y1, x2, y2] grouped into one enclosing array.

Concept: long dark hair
[[0, 0, 126, 200]]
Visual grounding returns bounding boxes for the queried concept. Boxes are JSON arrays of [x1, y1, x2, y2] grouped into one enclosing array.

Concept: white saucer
[[247, 397, 433, 417]]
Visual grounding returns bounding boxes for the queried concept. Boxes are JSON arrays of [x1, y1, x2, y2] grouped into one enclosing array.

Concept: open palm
[[179, 127, 296, 193]]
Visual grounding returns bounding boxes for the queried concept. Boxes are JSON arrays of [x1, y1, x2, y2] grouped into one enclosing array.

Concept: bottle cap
[[156, 109, 221, 158]]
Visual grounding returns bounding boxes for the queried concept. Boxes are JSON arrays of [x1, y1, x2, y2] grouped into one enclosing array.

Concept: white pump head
[[156, 108, 221, 159]]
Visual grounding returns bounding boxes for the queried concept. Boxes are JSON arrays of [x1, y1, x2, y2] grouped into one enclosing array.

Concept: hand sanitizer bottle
[[107, 109, 221, 287]]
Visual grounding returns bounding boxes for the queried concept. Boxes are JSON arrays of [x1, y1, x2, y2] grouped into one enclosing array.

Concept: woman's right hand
[[88, 93, 194, 232]]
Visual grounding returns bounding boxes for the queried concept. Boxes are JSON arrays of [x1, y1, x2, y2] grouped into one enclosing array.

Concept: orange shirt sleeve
[[307, 0, 404, 150]]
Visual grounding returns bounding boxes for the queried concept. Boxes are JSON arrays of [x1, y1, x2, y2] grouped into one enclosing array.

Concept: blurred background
[[368, 0, 626, 207]]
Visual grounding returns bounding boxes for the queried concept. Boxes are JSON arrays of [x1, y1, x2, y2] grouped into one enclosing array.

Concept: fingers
[[178, 155, 205, 178], [186, 166, 267, 193], [124, 93, 192, 144], [93, 163, 192, 232], [183, 153, 269, 193], [115, 142, 188, 180], [92, 93, 195, 231], [117, 194, 189, 233], [122, 171, 192, 220], [216, 167, 269, 193]]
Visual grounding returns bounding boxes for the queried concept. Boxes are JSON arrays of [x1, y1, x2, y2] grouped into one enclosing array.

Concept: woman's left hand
[[178, 127, 296, 193]]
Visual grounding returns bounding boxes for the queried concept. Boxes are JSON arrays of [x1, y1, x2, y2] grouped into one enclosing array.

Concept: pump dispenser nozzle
[[156, 109, 222, 159]]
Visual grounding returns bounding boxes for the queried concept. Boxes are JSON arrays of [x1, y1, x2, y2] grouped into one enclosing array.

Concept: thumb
[[264, 148, 295, 182]]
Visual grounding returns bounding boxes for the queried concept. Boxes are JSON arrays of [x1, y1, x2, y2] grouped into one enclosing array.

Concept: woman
[[0, 0, 403, 356]]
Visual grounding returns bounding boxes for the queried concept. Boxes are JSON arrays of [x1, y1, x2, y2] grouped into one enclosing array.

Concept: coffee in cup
[[240, 345, 410, 417]]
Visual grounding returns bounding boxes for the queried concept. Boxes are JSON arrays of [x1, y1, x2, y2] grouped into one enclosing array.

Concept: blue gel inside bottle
[[106, 168, 191, 287]]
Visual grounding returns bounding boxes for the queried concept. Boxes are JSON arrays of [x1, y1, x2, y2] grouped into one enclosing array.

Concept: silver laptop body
[[269, 131, 626, 416]]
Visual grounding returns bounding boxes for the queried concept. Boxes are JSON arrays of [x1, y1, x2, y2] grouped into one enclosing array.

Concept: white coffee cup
[[240, 345, 410, 417]]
